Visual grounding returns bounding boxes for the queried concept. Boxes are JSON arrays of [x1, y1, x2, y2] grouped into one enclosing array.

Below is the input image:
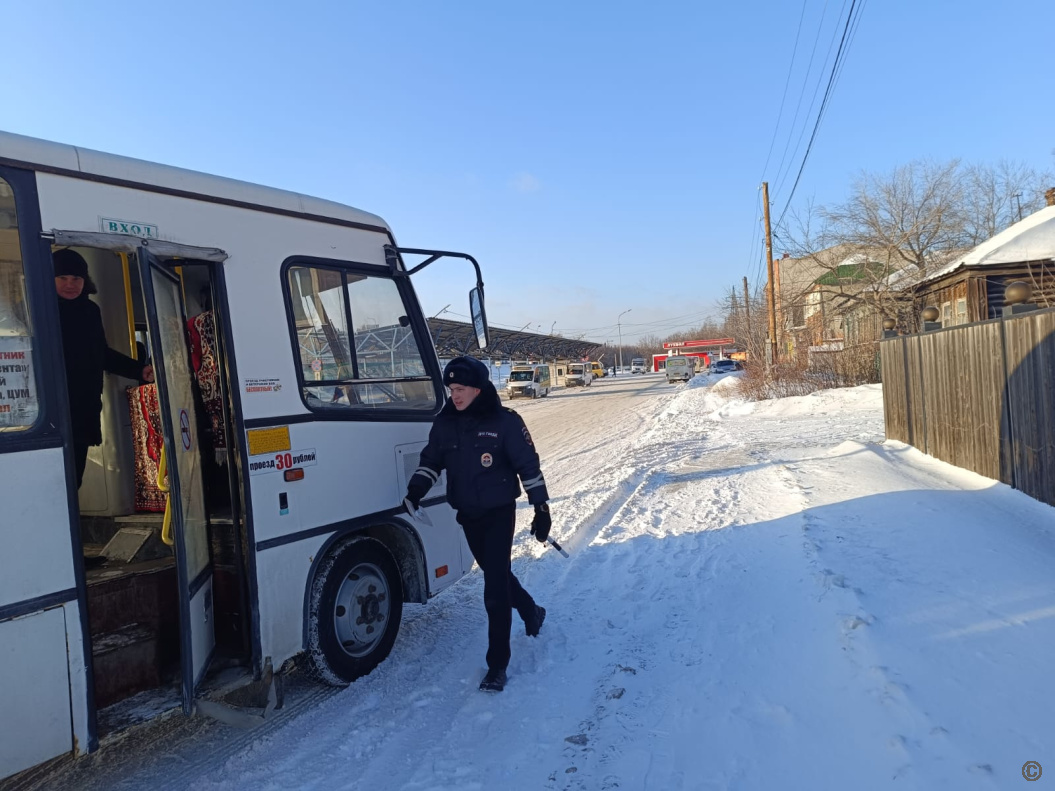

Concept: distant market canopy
[[427, 318, 602, 361]]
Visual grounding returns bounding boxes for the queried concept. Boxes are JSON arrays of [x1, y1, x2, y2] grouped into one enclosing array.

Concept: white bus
[[0, 131, 490, 781]]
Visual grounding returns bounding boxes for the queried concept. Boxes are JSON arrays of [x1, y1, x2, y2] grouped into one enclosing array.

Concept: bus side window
[[0, 176, 40, 431], [286, 264, 438, 412]]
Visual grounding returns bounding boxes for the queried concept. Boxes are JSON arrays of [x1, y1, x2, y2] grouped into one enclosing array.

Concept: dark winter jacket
[[408, 382, 549, 518], [58, 294, 143, 445]]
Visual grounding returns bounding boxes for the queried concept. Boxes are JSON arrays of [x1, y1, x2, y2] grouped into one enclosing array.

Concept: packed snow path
[[34, 374, 1055, 790]]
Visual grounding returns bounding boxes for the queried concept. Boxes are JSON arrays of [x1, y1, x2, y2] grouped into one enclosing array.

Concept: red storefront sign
[[662, 338, 735, 349]]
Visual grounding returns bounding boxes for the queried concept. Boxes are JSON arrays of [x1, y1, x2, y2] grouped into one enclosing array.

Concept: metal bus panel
[[0, 446, 75, 608], [0, 608, 73, 781]]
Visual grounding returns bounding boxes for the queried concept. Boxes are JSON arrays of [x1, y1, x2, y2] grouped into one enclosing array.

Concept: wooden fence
[[880, 306, 1055, 508]]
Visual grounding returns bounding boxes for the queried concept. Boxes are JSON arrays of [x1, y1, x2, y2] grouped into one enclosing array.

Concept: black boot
[[479, 668, 507, 692], [525, 605, 546, 637]]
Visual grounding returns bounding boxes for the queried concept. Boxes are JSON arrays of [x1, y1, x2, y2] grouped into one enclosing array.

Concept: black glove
[[531, 503, 551, 543], [404, 481, 429, 512]]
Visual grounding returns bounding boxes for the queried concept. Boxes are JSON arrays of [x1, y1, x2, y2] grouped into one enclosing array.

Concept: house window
[[804, 291, 820, 320], [955, 298, 967, 325], [942, 301, 953, 326]]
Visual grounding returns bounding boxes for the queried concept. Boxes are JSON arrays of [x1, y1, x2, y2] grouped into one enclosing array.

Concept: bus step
[[92, 624, 163, 709], [101, 526, 171, 564]]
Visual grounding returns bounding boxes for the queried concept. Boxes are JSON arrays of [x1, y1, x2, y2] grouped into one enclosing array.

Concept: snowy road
[[29, 373, 1055, 790]]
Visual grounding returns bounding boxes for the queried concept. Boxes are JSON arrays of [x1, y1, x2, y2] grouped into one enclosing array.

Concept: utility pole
[[742, 276, 752, 357], [617, 308, 631, 374], [762, 182, 778, 367]]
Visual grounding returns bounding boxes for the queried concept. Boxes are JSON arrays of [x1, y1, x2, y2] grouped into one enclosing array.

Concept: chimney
[[782, 252, 790, 259], [1046, 187, 1055, 207]]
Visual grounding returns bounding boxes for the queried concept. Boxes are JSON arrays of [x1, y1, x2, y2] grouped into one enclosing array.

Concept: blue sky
[[3, 0, 1053, 344]]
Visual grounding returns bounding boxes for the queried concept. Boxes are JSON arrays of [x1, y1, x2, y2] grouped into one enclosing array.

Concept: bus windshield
[[509, 371, 533, 381]]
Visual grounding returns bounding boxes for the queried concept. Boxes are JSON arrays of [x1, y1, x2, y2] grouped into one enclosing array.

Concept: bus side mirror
[[470, 286, 489, 350]]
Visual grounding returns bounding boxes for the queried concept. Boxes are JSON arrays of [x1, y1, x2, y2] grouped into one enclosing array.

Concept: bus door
[[137, 246, 215, 712]]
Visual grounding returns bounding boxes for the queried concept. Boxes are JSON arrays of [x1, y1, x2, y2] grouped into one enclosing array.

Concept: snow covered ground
[[35, 372, 1055, 790]]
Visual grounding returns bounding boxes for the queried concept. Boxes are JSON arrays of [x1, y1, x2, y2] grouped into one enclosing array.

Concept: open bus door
[[137, 245, 215, 712]]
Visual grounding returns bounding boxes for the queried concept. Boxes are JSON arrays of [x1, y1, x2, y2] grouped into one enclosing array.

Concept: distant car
[[709, 359, 741, 374]]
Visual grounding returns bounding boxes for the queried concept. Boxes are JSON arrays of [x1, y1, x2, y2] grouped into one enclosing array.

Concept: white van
[[0, 130, 493, 781], [665, 356, 695, 383], [565, 362, 593, 387], [631, 357, 647, 374], [506, 364, 550, 399]]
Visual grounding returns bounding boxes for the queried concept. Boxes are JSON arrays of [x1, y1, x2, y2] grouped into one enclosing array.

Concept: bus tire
[[305, 537, 404, 686]]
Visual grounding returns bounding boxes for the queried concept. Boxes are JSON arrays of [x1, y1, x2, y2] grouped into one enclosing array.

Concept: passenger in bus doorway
[[404, 356, 552, 693], [53, 249, 154, 491]]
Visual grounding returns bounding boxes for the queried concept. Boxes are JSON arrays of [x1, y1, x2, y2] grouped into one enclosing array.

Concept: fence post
[[899, 337, 914, 447], [915, 333, 929, 456], [998, 314, 1016, 489]]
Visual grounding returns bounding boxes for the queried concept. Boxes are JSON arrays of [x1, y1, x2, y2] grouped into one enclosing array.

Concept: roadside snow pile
[[751, 382, 882, 421], [686, 373, 712, 389], [668, 373, 754, 421]]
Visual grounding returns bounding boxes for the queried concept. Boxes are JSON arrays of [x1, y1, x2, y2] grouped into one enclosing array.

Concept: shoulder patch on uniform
[[522, 425, 533, 446]]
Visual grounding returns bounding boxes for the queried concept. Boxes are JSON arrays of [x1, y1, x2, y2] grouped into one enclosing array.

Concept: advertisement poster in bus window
[[0, 335, 37, 428]]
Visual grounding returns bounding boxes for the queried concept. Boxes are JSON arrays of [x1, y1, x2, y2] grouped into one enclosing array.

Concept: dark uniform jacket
[[58, 294, 143, 445], [409, 382, 549, 517]]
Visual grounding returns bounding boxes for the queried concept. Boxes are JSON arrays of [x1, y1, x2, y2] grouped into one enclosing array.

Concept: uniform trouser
[[459, 503, 538, 671]]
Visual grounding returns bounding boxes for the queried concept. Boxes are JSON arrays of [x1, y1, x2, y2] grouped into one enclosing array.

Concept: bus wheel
[[306, 537, 404, 685]]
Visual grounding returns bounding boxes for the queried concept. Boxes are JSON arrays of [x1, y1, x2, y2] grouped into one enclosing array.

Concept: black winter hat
[[443, 356, 490, 390], [53, 249, 89, 279]]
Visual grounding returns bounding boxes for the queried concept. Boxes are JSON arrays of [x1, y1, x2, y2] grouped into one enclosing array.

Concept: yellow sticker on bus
[[247, 426, 291, 456]]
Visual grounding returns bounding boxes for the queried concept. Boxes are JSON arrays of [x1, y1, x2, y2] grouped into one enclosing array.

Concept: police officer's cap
[[443, 356, 489, 390]]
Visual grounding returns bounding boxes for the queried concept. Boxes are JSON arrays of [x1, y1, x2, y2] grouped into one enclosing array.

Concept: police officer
[[404, 356, 552, 692]]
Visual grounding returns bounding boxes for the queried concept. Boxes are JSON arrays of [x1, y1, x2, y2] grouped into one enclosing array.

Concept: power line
[[773, 0, 850, 200], [771, 0, 837, 197], [749, 1, 807, 305], [763, 0, 810, 184], [774, 0, 865, 232]]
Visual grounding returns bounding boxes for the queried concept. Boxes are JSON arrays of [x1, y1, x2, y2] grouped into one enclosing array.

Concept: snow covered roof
[[0, 130, 389, 231], [918, 204, 1055, 286]]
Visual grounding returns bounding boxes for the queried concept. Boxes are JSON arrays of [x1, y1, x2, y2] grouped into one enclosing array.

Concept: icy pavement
[[32, 373, 1055, 790]]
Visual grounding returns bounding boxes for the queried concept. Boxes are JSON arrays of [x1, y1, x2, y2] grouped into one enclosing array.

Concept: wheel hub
[[334, 563, 390, 657]]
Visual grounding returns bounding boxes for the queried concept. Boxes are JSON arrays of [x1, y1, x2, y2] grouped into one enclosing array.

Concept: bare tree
[[821, 159, 968, 277], [774, 157, 1052, 345], [716, 287, 767, 362], [963, 159, 1053, 244]]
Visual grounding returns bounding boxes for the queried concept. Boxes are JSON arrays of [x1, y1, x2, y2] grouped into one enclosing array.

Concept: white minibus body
[[565, 363, 592, 387], [0, 130, 491, 781], [665, 356, 695, 383]]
